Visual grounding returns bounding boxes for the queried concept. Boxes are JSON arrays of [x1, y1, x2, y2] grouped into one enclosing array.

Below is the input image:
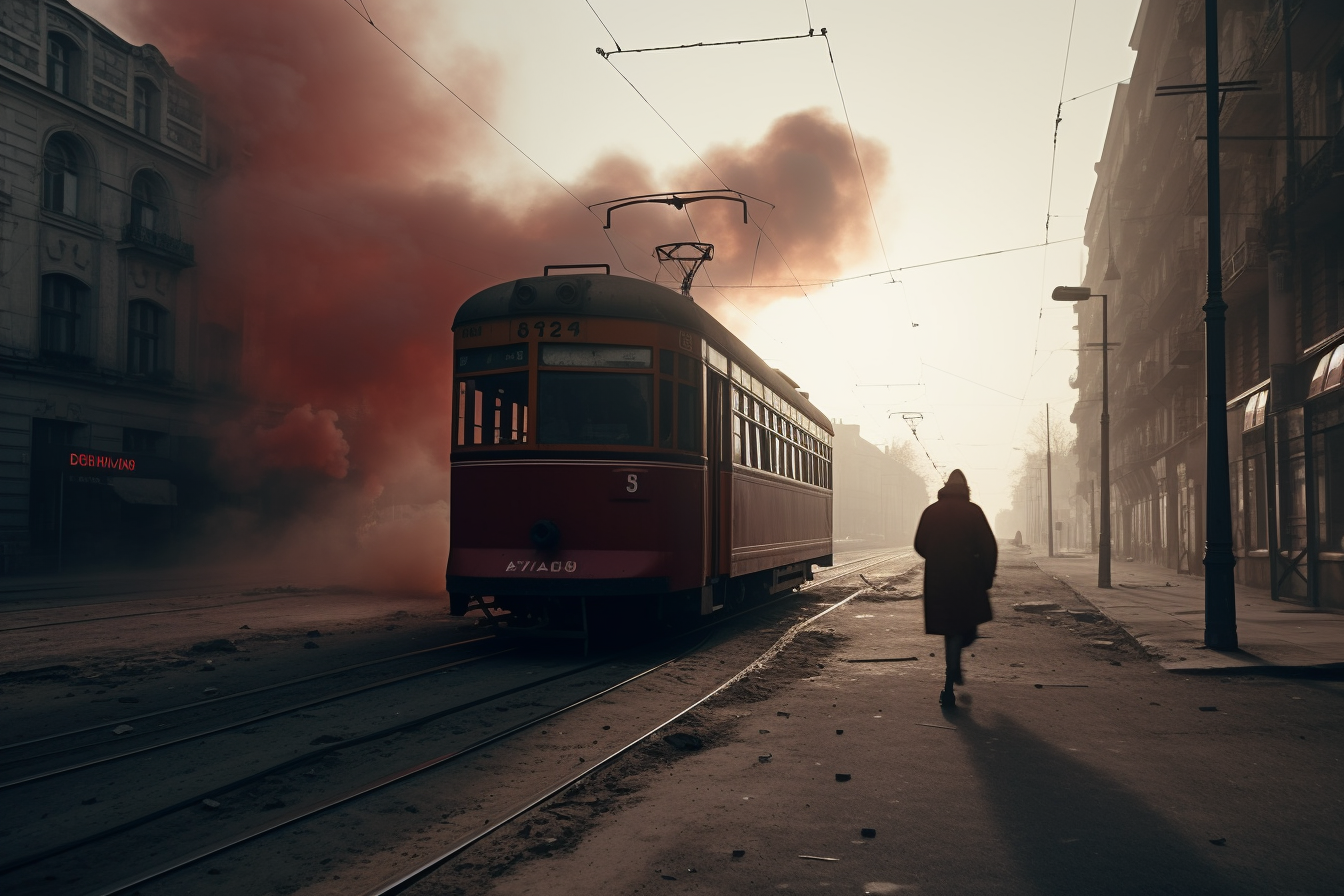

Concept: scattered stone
[[239, 625, 250, 630], [1199, 706, 1218, 712], [602, 725, 610, 730], [303, 641, 320, 650], [776, 711, 790, 718], [758, 754, 772, 763], [731, 850, 746, 858], [1089, 640, 1115, 647], [199, 664, 216, 673], [836, 729, 844, 735], [1014, 601, 1063, 614], [111, 724, 134, 735], [861, 828, 877, 838], [759, 729, 769, 734], [799, 855, 839, 862], [191, 639, 238, 653], [1209, 837, 1227, 846], [310, 734, 344, 745], [662, 732, 702, 751], [404, 805, 418, 813], [201, 799, 221, 810], [203, 688, 220, 696], [1068, 611, 1103, 623], [81, 797, 97, 805], [306, 630, 322, 638], [117, 696, 140, 704], [835, 773, 851, 782]]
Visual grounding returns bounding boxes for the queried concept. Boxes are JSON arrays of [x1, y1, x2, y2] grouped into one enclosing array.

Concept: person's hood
[[938, 468, 970, 500]]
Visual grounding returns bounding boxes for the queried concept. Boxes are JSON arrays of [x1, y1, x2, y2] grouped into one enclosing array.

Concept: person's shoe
[[939, 688, 956, 708]]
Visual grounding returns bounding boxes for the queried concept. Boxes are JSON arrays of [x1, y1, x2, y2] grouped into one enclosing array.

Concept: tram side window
[[677, 382, 700, 452], [659, 379, 675, 448], [457, 372, 529, 446], [538, 372, 652, 446]]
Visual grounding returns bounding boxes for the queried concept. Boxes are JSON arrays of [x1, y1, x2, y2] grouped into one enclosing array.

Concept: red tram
[[446, 268, 833, 629]]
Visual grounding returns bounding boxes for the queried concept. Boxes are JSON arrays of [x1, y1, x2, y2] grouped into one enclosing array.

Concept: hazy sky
[[88, 0, 1141, 521]]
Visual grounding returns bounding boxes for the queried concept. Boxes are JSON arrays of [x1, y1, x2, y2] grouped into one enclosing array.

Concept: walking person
[[913, 469, 998, 708]]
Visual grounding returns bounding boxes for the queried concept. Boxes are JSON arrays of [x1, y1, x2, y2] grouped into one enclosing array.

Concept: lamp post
[[1053, 285, 1111, 587]]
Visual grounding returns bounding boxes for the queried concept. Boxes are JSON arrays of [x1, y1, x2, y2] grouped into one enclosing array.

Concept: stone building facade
[[1073, 0, 1344, 607], [831, 424, 928, 549], [0, 0, 237, 570]]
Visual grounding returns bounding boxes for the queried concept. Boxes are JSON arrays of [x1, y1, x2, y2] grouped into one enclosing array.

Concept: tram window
[[660, 349, 675, 376], [676, 382, 700, 452], [456, 343, 527, 374], [677, 353, 701, 384], [541, 344, 651, 368], [659, 379, 674, 448], [456, 371, 528, 446], [538, 372, 652, 446], [732, 427, 743, 464]]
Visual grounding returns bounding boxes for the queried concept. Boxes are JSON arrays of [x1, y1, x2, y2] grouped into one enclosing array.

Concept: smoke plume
[[95, 0, 888, 589]]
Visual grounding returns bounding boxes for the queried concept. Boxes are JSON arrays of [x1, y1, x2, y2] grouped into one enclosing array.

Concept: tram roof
[[455, 273, 832, 434]]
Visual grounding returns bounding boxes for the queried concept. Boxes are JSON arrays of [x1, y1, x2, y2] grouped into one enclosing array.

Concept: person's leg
[[944, 633, 964, 688]]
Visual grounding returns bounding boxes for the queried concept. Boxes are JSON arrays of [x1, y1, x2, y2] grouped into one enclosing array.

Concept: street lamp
[[1053, 285, 1111, 588]]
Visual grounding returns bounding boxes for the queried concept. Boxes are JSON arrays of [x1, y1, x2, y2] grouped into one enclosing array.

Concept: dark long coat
[[913, 483, 998, 635]]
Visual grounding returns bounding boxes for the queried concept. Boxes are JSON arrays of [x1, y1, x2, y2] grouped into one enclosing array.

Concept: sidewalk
[[1032, 547, 1344, 672]]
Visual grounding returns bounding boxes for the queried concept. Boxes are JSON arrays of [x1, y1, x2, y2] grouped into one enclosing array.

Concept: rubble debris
[[861, 828, 877, 838], [239, 625, 250, 630], [202, 688, 220, 696], [836, 729, 844, 735], [731, 850, 746, 858], [201, 799, 221, 810], [758, 754, 772, 763], [1034, 684, 1088, 688], [759, 729, 769, 734], [776, 711, 790, 718], [199, 663, 216, 673], [1209, 838, 1227, 846], [111, 724, 134, 735], [835, 773, 851, 782], [191, 639, 238, 653], [662, 732, 702, 751], [844, 657, 917, 663], [799, 855, 839, 862], [1013, 601, 1063, 614], [1199, 706, 1218, 712], [303, 641, 320, 649]]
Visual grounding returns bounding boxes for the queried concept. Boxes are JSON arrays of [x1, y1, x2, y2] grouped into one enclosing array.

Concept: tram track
[[2, 550, 913, 891], [0, 549, 912, 895]]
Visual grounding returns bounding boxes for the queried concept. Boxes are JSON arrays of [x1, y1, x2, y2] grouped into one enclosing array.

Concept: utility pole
[[1203, 0, 1238, 649], [1046, 404, 1055, 557]]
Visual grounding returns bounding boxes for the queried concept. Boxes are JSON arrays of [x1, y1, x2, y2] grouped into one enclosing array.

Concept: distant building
[[0, 1, 237, 570], [831, 423, 928, 548], [1073, 1, 1343, 606]]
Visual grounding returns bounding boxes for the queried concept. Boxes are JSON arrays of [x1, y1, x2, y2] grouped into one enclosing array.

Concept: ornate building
[[0, 0, 237, 569], [1073, 0, 1344, 607]]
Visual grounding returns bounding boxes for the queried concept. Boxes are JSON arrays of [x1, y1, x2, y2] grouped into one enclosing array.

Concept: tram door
[[707, 373, 730, 580]]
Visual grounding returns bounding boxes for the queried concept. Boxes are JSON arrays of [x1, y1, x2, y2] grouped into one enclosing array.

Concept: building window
[[130, 170, 161, 231], [47, 34, 77, 98], [42, 136, 79, 217], [40, 274, 88, 357], [123, 428, 167, 455], [133, 78, 159, 138], [127, 300, 165, 375]]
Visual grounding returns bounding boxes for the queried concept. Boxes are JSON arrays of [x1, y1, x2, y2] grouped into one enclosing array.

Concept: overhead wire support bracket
[[589, 191, 753, 230], [597, 28, 825, 58]]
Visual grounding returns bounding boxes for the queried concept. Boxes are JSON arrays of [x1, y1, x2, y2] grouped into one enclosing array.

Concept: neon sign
[[68, 453, 136, 472]]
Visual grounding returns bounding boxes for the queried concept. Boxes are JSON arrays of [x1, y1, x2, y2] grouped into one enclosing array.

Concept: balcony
[[1169, 330, 1203, 367], [1223, 234, 1267, 310], [120, 224, 195, 267]]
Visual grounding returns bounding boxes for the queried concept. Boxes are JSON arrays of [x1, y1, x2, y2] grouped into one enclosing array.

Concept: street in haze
[[1, 1, 1342, 894]]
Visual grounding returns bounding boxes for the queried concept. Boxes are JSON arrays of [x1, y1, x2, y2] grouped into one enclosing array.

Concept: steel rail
[[363, 580, 879, 896], [18, 550, 908, 891], [0, 588, 356, 633], [0, 635, 496, 754], [0, 646, 512, 790], [0, 647, 620, 877]]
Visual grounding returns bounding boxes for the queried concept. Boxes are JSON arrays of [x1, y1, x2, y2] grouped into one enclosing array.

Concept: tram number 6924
[[518, 320, 581, 339]]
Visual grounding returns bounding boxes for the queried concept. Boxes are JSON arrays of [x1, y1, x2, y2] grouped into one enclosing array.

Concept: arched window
[[130, 170, 161, 232], [133, 78, 159, 138], [46, 34, 78, 98], [42, 136, 79, 216], [41, 274, 88, 358], [127, 300, 166, 375]]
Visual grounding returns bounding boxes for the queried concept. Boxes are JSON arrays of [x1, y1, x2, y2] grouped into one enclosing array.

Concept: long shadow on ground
[[953, 710, 1244, 896]]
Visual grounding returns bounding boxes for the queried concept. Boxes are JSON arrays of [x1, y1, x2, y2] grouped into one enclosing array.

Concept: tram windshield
[[457, 372, 529, 446], [538, 372, 652, 446]]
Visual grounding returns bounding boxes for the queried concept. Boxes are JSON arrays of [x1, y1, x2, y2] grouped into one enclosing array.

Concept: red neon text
[[68, 453, 136, 472]]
